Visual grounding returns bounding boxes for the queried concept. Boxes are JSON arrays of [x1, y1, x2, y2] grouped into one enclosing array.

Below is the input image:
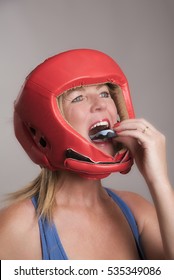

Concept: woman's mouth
[[89, 120, 116, 143]]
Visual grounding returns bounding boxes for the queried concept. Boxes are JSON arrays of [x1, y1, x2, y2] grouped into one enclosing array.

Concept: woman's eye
[[100, 91, 110, 98], [71, 95, 84, 103]]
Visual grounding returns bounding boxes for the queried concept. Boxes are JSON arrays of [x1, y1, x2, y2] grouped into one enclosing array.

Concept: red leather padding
[[14, 49, 135, 179]]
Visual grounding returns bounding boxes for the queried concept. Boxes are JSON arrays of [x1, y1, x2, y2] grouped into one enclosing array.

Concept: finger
[[114, 128, 151, 147], [114, 118, 157, 134]]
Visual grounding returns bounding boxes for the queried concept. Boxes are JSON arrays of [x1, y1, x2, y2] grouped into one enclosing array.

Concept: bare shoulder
[[113, 190, 154, 229], [111, 189, 157, 233], [113, 188, 152, 208], [0, 199, 41, 259], [0, 199, 36, 230], [110, 189, 164, 259]]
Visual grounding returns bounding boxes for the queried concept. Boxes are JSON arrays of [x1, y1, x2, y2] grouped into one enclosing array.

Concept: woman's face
[[61, 84, 118, 156]]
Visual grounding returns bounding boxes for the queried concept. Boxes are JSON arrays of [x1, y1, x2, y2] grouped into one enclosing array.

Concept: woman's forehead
[[64, 84, 108, 97]]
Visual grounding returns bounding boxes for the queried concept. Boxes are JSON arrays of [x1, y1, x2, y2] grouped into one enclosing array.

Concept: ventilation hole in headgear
[[29, 126, 36, 135], [39, 137, 47, 148]]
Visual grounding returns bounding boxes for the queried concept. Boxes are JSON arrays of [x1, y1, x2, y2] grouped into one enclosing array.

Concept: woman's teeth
[[90, 120, 109, 130], [89, 121, 110, 137]]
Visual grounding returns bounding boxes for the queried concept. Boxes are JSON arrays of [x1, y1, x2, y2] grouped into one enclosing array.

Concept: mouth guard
[[90, 129, 117, 140]]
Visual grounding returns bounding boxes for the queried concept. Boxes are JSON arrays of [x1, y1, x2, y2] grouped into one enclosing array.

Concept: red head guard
[[14, 49, 135, 179]]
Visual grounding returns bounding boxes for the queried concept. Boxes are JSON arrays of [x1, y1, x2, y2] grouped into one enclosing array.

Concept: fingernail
[[113, 122, 120, 129]]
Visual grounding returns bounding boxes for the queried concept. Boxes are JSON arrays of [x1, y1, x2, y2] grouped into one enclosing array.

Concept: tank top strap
[[105, 188, 145, 259], [31, 196, 68, 260]]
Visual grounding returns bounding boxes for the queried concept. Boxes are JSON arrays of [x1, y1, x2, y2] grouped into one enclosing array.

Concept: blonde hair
[[106, 83, 129, 121], [7, 169, 60, 221]]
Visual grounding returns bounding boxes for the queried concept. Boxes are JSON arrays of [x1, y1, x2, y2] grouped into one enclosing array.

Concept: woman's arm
[[114, 118, 174, 259]]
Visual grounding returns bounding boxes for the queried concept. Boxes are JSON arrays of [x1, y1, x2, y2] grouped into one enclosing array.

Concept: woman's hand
[[114, 119, 168, 185], [114, 118, 174, 259]]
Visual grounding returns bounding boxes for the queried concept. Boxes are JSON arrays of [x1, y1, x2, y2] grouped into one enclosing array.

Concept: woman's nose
[[90, 97, 107, 112]]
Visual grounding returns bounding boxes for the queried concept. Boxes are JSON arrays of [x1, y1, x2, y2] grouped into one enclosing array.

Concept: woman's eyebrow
[[64, 84, 106, 98], [64, 87, 84, 98], [96, 84, 107, 90]]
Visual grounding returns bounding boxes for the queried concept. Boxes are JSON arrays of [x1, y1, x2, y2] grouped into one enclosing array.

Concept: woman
[[0, 49, 173, 260]]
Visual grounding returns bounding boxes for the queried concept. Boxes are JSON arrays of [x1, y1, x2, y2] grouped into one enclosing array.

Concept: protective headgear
[[14, 49, 135, 179]]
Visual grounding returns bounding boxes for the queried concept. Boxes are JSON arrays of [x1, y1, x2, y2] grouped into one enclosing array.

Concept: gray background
[[1, 0, 174, 205]]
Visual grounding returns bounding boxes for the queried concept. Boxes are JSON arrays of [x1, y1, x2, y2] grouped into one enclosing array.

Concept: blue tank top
[[31, 188, 145, 259]]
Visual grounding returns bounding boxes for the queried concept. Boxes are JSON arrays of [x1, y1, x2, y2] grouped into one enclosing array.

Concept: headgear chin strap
[[14, 49, 135, 179]]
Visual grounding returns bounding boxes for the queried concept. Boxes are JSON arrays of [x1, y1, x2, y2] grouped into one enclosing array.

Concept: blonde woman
[[0, 49, 173, 260]]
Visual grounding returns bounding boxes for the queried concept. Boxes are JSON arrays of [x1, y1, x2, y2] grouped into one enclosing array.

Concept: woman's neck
[[54, 171, 107, 207]]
